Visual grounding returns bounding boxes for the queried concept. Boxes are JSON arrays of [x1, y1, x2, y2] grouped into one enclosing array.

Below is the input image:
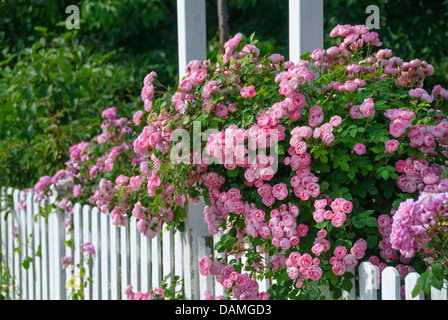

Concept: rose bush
[[29, 24, 448, 300]]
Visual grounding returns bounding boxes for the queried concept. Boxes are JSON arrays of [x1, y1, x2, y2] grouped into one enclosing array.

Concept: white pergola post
[[289, 0, 324, 62], [177, 0, 209, 300], [177, 0, 207, 79]]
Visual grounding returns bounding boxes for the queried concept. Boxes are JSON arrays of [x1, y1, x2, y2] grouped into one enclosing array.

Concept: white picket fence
[[0, 187, 228, 300], [1, 187, 447, 300]]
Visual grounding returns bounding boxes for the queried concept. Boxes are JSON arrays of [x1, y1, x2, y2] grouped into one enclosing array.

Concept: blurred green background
[[1, 0, 447, 189]]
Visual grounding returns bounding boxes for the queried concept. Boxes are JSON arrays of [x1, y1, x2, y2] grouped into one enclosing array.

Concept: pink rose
[[389, 119, 409, 138], [332, 261, 346, 276], [330, 115, 343, 127], [353, 143, 366, 155], [385, 139, 399, 153], [240, 85, 256, 98], [272, 183, 288, 200], [307, 265, 323, 281]]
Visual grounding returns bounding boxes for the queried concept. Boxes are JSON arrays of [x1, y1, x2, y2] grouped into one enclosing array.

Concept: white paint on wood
[[19, 190, 27, 299], [100, 213, 110, 300], [405, 272, 424, 300], [431, 279, 448, 300], [140, 232, 150, 292], [342, 268, 356, 300], [40, 198, 49, 300], [381, 266, 401, 300], [82, 205, 92, 300], [91, 207, 101, 300], [129, 217, 140, 291], [174, 229, 184, 286], [53, 204, 67, 300], [162, 227, 174, 282], [289, 0, 324, 62], [110, 219, 120, 300], [198, 236, 214, 298], [359, 261, 378, 300], [151, 233, 162, 288], [120, 222, 130, 300], [26, 191, 34, 300], [6, 188, 16, 298], [177, 0, 207, 79]]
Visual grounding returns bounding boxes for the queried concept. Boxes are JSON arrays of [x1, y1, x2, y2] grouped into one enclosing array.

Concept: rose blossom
[[353, 143, 366, 155]]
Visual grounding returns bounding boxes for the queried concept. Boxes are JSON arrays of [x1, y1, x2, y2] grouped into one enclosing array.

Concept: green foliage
[[0, 31, 138, 189]]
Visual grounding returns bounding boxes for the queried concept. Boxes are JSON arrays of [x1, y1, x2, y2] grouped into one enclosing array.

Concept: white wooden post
[[289, 0, 324, 62], [177, 0, 208, 300], [381, 266, 401, 300], [177, 0, 207, 79]]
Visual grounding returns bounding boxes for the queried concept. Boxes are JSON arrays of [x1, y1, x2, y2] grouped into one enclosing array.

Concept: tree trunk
[[217, 0, 230, 54]]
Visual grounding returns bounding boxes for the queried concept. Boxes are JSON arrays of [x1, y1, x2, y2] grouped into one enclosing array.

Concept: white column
[[289, 0, 324, 62], [177, 0, 207, 79]]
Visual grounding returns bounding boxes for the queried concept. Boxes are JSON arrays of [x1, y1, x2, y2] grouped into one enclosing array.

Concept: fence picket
[[431, 280, 448, 300], [359, 261, 378, 300], [32, 196, 42, 300], [162, 227, 174, 283], [82, 205, 92, 300], [405, 272, 424, 300], [120, 222, 130, 300], [151, 233, 162, 289], [19, 190, 28, 299], [110, 218, 120, 300], [381, 266, 401, 300], [52, 199, 67, 300], [26, 192, 34, 300], [91, 207, 101, 300], [198, 235, 214, 298], [73, 203, 83, 298], [140, 232, 151, 292], [130, 217, 140, 292], [39, 198, 49, 300], [100, 213, 110, 300], [174, 229, 184, 286]]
